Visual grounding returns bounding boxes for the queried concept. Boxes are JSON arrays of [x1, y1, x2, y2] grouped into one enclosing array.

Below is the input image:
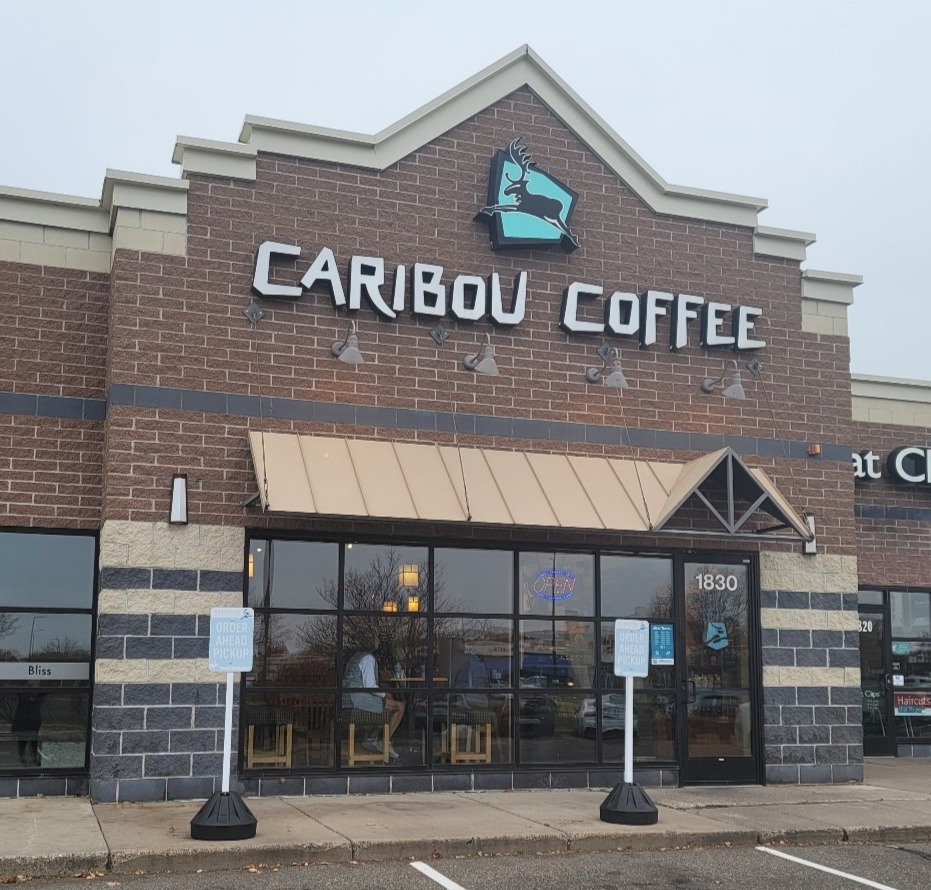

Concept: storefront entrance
[[679, 559, 760, 784], [858, 599, 896, 756]]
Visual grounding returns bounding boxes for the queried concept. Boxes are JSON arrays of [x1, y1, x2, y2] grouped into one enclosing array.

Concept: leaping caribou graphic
[[476, 139, 580, 250]]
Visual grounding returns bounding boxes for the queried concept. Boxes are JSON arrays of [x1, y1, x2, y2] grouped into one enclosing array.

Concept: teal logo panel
[[475, 139, 580, 252]]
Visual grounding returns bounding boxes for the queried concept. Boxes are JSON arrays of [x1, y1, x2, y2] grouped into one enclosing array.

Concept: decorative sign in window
[[531, 569, 576, 602]]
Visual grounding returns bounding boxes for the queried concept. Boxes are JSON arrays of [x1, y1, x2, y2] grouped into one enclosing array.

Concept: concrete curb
[[0, 852, 109, 880], [11, 824, 931, 878], [107, 842, 351, 875]]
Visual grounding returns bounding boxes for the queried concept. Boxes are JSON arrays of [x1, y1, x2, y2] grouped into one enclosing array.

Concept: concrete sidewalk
[[3, 758, 931, 877]]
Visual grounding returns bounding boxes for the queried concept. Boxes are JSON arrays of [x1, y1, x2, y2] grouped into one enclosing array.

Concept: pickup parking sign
[[208, 607, 254, 673], [613, 619, 650, 678]]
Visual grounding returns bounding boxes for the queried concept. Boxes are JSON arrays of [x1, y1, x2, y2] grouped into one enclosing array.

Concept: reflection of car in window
[[904, 675, 931, 687], [574, 694, 638, 738], [520, 654, 576, 687], [519, 693, 555, 736], [694, 692, 740, 718]]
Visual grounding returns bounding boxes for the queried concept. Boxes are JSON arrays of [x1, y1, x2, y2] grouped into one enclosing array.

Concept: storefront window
[[243, 538, 731, 773], [435, 548, 512, 613], [248, 540, 339, 610], [600, 555, 672, 621], [891, 591, 931, 639], [518, 552, 594, 617], [890, 591, 931, 742], [0, 531, 95, 773], [344, 545, 429, 613]]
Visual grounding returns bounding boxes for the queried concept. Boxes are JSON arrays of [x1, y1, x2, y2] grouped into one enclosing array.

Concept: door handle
[[681, 679, 696, 704]]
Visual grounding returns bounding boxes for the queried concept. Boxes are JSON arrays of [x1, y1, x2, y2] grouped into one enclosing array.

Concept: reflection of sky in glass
[[267, 541, 339, 609], [0, 613, 92, 661], [601, 556, 673, 620], [434, 549, 512, 614], [0, 534, 95, 609], [892, 591, 931, 638]]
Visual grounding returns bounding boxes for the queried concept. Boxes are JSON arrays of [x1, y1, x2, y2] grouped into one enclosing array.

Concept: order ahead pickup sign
[[208, 607, 254, 673], [614, 619, 650, 678]]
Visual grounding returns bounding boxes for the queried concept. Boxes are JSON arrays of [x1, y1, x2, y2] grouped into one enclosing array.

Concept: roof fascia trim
[[851, 373, 931, 405], [101, 169, 189, 230], [754, 225, 817, 262], [238, 46, 768, 228], [0, 184, 109, 233], [172, 137, 258, 181]]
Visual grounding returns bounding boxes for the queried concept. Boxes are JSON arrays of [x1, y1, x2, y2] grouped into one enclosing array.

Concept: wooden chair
[[245, 706, 293, 769], [446, 704, 494, 764], [344, 708, 389, 766]]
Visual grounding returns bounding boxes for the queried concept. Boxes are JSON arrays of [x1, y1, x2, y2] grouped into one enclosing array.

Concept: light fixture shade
[[721, 370, 747, 400], [585, 347, 628, 389], [332, 320, 364, 364], [398, 564, 420, 587], [464, 334, 499, 376], [700, 359, 748, 399], [603, 359, 629, 389], [169, 474, 188, 525]]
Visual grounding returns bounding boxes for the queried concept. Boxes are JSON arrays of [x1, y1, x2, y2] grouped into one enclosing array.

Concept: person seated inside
[[342, 634, 405, 762]]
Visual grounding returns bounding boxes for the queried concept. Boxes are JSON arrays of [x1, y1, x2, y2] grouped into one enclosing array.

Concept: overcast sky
[[3, 1, 928, 381]]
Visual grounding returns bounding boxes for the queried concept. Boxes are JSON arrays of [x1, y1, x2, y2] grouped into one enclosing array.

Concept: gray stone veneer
[[760, 589, 864, 783]]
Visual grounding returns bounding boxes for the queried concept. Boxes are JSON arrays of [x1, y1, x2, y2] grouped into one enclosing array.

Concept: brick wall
[[100, 88, 856, 552], [0, 261, 108, 529], [852, 419, 931, 587]]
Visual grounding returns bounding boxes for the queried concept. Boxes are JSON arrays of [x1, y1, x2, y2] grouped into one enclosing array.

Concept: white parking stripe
[[411, 860, 469, 890], [757, 846, 900, 890]]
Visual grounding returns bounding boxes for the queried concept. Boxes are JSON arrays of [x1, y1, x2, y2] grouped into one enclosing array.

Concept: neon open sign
[[532, 569, 576, 601]]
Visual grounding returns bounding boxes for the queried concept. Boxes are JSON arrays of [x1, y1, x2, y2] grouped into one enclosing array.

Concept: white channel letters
[[854, 447, 931, 485], [252, 240, 765, 351]]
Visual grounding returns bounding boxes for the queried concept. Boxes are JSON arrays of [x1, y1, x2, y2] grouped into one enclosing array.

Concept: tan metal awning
[[247, 432, 812, 541]]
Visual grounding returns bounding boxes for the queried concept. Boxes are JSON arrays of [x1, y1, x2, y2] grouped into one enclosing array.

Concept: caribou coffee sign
[[475, 139, 581, 252], [854, 447, 931, 485], [252, 242, 766, 351]]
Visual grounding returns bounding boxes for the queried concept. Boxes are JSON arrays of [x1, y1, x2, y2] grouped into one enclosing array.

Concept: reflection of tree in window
[[33, 637, 90, 661], [0, 613, 19, 659]]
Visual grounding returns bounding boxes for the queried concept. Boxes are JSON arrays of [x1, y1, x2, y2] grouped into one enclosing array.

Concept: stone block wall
[[759, 552, 863, 783], [91, 520, 244, 802]]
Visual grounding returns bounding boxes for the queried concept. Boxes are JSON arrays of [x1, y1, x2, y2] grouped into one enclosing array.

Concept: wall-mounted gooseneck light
[[463, 332, 499, 377], [700, 359, 750, 399], [332, 320, 365, 364], [585, 345, 628, 389]]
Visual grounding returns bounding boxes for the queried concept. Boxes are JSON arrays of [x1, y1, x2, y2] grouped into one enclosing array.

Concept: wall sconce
[[585, 346, 628, 389], [382, 600, 399, 613], [406, 594, 420, 612], [803, 514, 817, 555], [700, 359, 747, 400], [332, 320, 364, 364], [169, 474, 188, 525], [463, 333, 499, 376], [398, 564, 420, 587], [248, 553, 254, 578]]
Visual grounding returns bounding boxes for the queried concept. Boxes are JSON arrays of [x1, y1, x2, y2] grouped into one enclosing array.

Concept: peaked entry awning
[[247, 433, 812, 541]]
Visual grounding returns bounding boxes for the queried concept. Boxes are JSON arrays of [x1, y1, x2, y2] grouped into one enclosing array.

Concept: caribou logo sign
[[475, 139, 581, 252]]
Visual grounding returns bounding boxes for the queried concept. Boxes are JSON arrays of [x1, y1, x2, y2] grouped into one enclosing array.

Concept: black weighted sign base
[[599, 781, 659, 825], [190, 791, 257, 840]]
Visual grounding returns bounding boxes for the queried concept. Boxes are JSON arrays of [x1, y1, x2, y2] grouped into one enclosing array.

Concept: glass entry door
[[680, 560, 759, 784], [859, 606, 896, 756]]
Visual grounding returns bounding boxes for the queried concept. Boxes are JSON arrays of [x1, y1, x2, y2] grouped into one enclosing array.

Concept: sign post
[[599, 619, 658, 825], [191, 607, 257, 841]]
